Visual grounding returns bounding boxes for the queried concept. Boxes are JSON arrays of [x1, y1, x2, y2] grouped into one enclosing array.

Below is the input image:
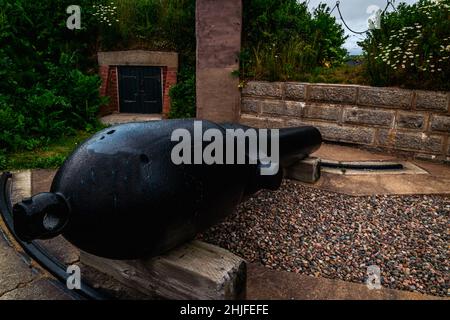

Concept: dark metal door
[[118, 66, 162, 114]]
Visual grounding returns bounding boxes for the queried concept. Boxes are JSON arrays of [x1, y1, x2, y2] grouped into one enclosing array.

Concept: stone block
[[358, 87, 412, 108], [378, 130, 443, 153], [239, 114, 266, 128], [242, 81, 283, 98], [314, 123, 375, 145], [430, 115, 450, 133], [285, 83, 306, 101], [343, 107, 394, 127], [260, 100, 286, 115], [284, 101, 305, 117], [304, 103, 341, 121], [309, 84, 357, 104], [397, 112, 426, 130], [415, 91, 448, 112], [241, 98, 261, 114]]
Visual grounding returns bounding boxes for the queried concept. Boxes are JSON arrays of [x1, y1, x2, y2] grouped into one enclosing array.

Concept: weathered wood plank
[[285, 157, 321, 184], [81, 240, 246, 300], [11, 170, 32, 204]]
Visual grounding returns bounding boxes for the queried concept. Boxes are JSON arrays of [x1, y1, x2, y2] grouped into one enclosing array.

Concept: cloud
[[306, 0, 418, 54]]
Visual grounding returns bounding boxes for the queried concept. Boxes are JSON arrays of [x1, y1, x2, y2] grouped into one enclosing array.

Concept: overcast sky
[[306, 0, 418, 55]]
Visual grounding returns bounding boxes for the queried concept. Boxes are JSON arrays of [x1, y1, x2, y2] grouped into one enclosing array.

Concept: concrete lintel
[[98, 50, 178, 68]]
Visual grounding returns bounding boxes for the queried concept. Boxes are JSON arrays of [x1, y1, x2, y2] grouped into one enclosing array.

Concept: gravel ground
[[199, 180, 449, 297]]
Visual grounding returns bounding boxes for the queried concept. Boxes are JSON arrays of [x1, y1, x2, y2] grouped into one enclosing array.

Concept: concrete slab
[[0, 278, 76, 300], [309, 143, 450, 196], [100, 113, 162, 125], [313, 143, 397, 162], [0, 228, 36, 297], [247, 263, 441, 300], [308, 171, 450, 196], [11, 170, 31, 204]]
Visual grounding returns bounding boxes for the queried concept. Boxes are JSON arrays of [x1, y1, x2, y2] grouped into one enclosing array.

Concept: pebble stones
[[199, 180, 449, 297]]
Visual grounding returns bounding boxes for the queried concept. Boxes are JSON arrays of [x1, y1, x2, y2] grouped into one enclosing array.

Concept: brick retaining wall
[[241, 81, 450, 161]]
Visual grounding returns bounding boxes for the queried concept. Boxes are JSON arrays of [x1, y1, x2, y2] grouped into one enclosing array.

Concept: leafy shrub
[[168, 67, 196, 118], [299, 64, 369, 85], [360, 0, 450, 90], [240, 1, 347, 81], [100, 0, 196, 64], [0, 151, 6, 170], [0, 0, 106, 153]]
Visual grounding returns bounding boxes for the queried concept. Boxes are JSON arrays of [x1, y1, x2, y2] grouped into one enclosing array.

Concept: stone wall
[[241, 81, 450, 161]]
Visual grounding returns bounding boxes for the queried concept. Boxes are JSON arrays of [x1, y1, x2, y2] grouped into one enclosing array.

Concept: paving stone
[[0, 232, 36, 297], [100, 113, 162, 126], [246, 263, 440, 300], [0, 278, 76, 300]]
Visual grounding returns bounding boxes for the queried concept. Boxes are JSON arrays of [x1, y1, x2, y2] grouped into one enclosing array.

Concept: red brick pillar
[[98, 65, 119, 116], [163, 67, 178, 117], [196, 0, 242, 122]]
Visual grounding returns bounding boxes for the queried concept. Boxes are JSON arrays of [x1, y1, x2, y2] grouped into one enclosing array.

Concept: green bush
[[168, 67, 196, 118], [99, 0, 196, 63], [241, 1, 347, 81], [0, 0, 106, 153], [360, 0, 450, 90]]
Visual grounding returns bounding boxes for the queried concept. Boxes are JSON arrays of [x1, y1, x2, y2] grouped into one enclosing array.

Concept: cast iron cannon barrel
[[5, 120, 321, 259]]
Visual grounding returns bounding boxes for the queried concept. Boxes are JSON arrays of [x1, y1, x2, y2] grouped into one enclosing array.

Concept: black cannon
[[1, 120, 321, 259]]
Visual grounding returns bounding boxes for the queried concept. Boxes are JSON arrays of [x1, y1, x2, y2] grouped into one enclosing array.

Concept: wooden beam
[[285, 157, 321, 184], [11, 170, 32, 204], [81, 240, 246, 300]]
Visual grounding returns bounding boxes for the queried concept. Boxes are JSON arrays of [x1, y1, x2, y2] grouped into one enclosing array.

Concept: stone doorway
[[98, 50, 178, 118]]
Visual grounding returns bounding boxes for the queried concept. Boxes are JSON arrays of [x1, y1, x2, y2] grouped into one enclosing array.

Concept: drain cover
[[320, 160, 428, 175]]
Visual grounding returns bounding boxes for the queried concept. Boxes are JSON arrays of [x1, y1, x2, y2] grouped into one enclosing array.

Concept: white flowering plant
[[361, 0, 450, 90], [92, 1, 119, 27]]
